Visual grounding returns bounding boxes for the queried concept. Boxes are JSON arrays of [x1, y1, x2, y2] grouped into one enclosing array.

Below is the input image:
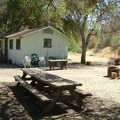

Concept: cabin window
[[16, 39, 21, 50], [9, 39, 13, 49], [44, 38, 52, 48]]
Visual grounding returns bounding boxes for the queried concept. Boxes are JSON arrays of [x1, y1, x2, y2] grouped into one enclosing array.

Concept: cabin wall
[[7, 29, 68, 66], [7, 37, 23, 65]]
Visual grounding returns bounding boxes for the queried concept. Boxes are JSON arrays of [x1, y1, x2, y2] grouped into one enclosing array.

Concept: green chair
[[31, 54, 39, 67]]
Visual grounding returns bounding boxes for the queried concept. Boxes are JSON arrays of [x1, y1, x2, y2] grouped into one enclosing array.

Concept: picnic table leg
[[68, 87, 83, 108], [30, 78, 37, 87], [49, 62, 52, 70], [53, 62, 55, 70], [49, 62, 55, 70], [65, 61, 67, 69], [16, 81, 20, 87], [60, 61, 67, 69], [43, 87, 64, 114], [22, 72, 27, 78], [60, 61, 63, 69]]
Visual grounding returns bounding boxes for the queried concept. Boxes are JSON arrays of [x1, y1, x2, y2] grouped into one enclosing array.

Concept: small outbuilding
[[0, 26, 70, 66]]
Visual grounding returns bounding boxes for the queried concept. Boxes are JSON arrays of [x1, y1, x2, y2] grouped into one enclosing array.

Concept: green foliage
[[68, 40, 82, 53], [95, 8, 120, 51], [95, 33, 111, 49], [88, 36, 98, 49], [94, 31, 120, 54], [0, 0, 119, 61], [110, 35, 120, 50], [0, 0, 46, 33]]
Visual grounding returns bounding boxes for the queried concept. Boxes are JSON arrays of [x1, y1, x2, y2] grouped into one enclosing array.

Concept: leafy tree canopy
[[0, 0, 119, 63]]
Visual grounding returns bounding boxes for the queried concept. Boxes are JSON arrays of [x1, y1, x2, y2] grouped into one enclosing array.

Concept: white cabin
[[0, 26, 69, 66]]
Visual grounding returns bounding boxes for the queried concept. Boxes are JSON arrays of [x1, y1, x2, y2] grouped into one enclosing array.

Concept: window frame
[[9, 39, 13, 49], [43, 38, 52, 48], [16, 39, 21, 50]]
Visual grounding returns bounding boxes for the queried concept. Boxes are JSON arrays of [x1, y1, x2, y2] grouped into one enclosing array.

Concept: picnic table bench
[[14, 68, 82, 114], [14, 75, 51, 103]]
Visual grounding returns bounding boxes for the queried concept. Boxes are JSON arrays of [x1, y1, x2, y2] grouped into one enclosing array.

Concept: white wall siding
[[22, 31, 45, 57], [52, 30, 68, 58], [8, 37, 23, 65]]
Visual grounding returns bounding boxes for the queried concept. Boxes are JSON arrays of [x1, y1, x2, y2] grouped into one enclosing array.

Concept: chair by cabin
[[23, 55, 31, 68], [38, 56, 46, 67], [31, 54, 39, 67]]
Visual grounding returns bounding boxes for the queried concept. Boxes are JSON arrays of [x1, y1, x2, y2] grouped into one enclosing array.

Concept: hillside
[[68, 47, 119, 64], [87, 47, 119, 59]]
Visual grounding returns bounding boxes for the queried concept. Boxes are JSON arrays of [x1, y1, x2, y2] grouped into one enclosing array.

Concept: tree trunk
[[81, 41, 87, 64], [80, 31, 92, 64]]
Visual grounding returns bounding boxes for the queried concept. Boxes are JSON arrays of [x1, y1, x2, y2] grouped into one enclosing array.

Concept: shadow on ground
[[0, 82, 120, 120], [0, 63, 20, 69]]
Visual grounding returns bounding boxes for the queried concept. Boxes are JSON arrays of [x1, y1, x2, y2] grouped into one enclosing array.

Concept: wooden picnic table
[[15, 68, 82, 114], [48, 59, 68, 70]]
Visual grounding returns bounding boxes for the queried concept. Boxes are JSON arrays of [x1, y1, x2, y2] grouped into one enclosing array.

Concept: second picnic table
[[48, 59, 68, 70], [14, 68, 83, 114]]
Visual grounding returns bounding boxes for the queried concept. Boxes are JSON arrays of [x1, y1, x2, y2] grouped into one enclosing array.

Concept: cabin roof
[[0, 26, 70, 40]]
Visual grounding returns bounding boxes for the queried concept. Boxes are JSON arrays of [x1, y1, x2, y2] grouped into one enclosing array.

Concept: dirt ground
[[0, 50, 120, 120]]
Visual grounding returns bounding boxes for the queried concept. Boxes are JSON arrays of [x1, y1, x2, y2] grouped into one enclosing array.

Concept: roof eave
[[23, 26, 71, 40], [2, 26, 71, 40]]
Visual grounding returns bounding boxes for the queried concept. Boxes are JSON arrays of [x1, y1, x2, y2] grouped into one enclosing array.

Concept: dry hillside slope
[[68, 47, 119, 64]]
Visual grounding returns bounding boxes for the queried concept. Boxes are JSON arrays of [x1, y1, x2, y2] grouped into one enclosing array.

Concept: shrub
[[68, 39, 82, 53]]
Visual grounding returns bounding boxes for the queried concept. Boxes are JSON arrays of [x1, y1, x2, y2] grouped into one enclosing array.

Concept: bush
[[68, 39, 82, 53], [95, 34, 111, 49]]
